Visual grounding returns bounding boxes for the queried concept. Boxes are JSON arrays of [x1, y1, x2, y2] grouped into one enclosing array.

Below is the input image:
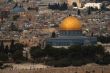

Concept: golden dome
[[59, 16, 81, 30]]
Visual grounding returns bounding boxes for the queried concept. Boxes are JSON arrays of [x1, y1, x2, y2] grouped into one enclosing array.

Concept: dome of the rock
[[59, 16, 81, 30]]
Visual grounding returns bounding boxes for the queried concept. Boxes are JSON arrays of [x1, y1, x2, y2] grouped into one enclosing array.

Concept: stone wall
[[0, 66, 110, 73]]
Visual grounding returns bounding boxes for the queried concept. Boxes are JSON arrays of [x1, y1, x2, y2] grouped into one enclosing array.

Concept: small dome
[[59, 16, 81, 30]]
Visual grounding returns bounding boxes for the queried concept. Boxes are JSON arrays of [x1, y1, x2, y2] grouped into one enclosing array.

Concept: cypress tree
[[0, 41, 4, 53]]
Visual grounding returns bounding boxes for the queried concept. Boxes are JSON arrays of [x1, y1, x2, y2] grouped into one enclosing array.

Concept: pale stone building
[[41, 0, 66, 5]]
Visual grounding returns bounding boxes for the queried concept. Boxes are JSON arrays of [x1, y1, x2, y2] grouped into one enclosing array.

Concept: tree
[[13, 15, 20, 21], [30, 44, 110, 66], [14, 43, 24, 51], [7, 0, 13, 3], [68, 45, 82, 60], [81, 45, 97, 61], [12, 50, 24, 62], [35, 7, 39, 12], [97, 36, 110, 43], [9, 40, 15, 54], [10, 23, 18, 31], [30, 46, 45, 62], [72, 2, 77, 7], [0, 11, 9, 19], [101, 3, 106, 11], [0, 62, 3, 67], [10, 43, 24, 62], [0, 53, 8, 61], [95, 45, 105, 55], [4, 45, 9, 54], [88, 7, 91, 15], [96, 53, 110, 65], [13, 3, 18, 9], [44, 45, 57, 59], [103, 52, 110, 64], [48, 3, 68, 11], [51, 32, 56, 38], [12, 43, 24, 62], [0, 41, 4, 53], [77, 9, 81, 15]]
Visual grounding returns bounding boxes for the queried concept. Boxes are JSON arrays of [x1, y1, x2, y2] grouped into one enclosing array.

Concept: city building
[[10, 5, 25, 14], [41, 0, 66, 5], [46, 16, 97, 48], [67, 0, 81, 8], [83, 3, 102, 9], [40, 0, 82, 8]]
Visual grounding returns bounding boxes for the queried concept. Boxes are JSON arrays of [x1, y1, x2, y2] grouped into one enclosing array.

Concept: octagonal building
[[46, 16, 97, 48]]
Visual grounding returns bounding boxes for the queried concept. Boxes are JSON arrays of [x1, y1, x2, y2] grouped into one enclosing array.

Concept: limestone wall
[[0, 66, 110, 73]]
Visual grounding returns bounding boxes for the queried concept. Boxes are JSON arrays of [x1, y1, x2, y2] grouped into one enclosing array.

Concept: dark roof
[[10, 6, 25, 13]]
